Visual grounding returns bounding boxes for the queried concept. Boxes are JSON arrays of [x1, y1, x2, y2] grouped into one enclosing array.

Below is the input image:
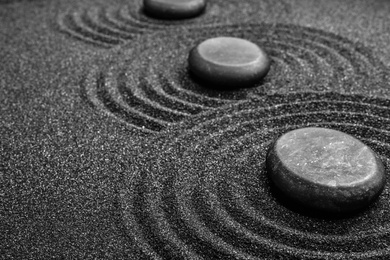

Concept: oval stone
[[266, 127, 386, 213], [143, 0, 207, 19], [188, 37, 270, 89]]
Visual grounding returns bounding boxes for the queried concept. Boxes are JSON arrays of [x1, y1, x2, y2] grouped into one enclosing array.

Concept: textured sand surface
[[2, 0, 390, 259]]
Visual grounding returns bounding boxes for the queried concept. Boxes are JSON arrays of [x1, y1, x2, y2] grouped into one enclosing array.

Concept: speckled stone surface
[[266, 127, 386, 212], [2, 0, 390, 259]]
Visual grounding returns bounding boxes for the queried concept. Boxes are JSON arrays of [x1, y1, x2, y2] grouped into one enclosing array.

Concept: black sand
[[2, 0, 390, 259]]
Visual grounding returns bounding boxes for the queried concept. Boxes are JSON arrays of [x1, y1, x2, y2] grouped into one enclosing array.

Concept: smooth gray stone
[[188, 37, 270, 89], [266, 127, 386, 213], [143, 0, 206, 19]]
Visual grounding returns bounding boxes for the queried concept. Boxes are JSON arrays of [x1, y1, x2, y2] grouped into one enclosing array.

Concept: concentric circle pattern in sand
[[82, 23, 389, 133], [56, 0, 278, 48], [120, 92, 390, 259]]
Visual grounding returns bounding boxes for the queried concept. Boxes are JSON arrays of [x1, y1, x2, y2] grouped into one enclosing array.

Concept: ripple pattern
[[56, 0, 277, 48], [120, 92, 390, 259], [82, 23, 389, 133]]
